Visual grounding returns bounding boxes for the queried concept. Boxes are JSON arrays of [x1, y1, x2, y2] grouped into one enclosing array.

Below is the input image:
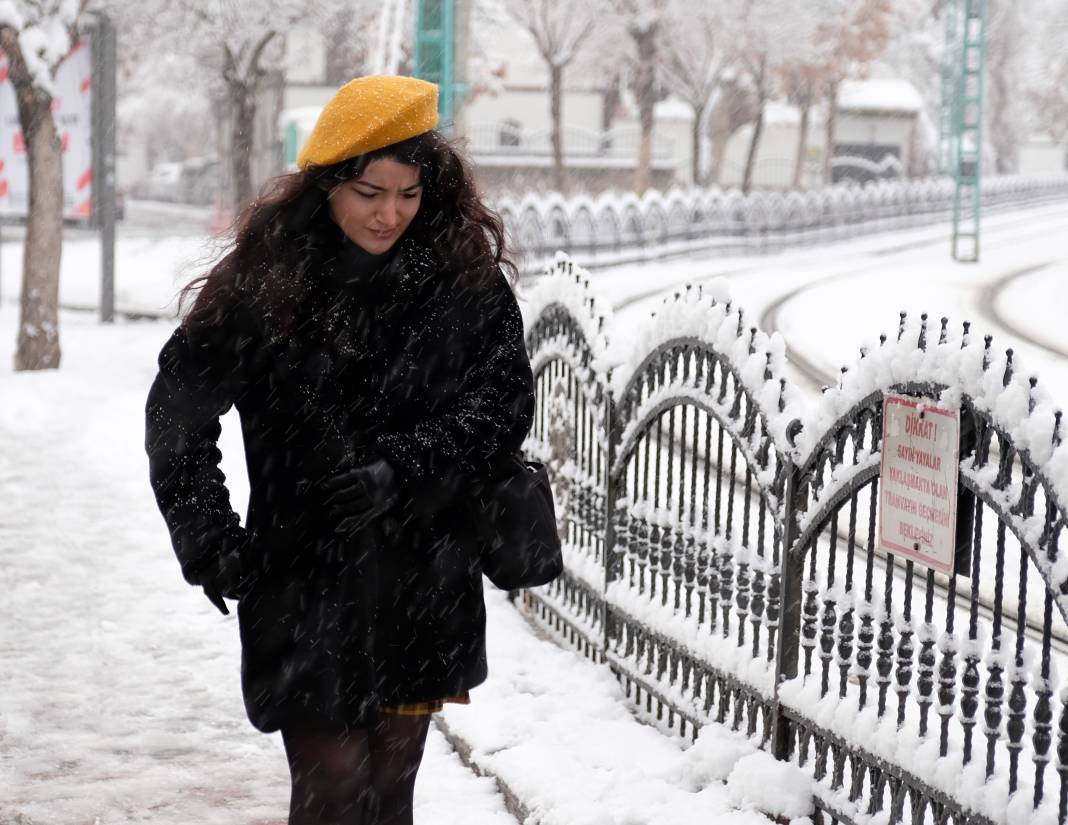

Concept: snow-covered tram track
[[757, 225, 1068, 392], [979, 261, 1068, 361], [607, 203, 1068, 322]]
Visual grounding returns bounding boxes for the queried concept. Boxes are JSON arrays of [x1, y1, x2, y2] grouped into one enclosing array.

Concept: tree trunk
[[601, 73, 620, 133], [549, 63, 565, 193], [222, 33, 276, 214], [988, 68, 1018, 173], [706, 80, 759, 187], [4, 32, 63, 371], [707, 99, 733, 186], [691, 101, 706, 185], [823, 80, 840, 186], [792, 101, 811, 190], [632, 22, 658, 194], [230, 79, 256, 213], [741, 100, 765, 194]]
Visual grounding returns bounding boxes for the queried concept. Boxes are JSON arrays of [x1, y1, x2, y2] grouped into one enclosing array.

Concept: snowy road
[[572, 202, 1068, 399]]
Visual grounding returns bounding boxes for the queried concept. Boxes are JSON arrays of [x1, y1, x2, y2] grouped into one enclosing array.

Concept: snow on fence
[[519, 255, 1068, 825], [497, 174, 1068, 272]]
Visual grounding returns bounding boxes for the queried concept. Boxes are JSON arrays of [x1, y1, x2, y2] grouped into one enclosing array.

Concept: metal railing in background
[[520, 255, 1068, 825], [496, 174, 1068, 273], [468, 121, 676, 163]]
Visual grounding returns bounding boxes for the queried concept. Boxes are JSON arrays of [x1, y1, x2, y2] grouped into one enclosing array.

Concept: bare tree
[[498, 0, 600, 192], [115, 0, 350, 213], [1026, 0, 1068, 147], [1, 0, 93, 371], [319, 6, 371, 85], [720, 0, 810, 193], [607, 0, 668, 193], [985, 0, 1028, 173], [814, 0, 893, 184], [659, 0, 728, 184], [705, 76, 760, 186]]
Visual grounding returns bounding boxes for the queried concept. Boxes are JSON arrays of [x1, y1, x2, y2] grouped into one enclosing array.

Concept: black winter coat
[[145, 237, 535, 733]]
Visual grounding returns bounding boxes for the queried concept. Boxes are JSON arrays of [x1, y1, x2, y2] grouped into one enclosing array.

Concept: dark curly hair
[[180, 130, 517, 333]]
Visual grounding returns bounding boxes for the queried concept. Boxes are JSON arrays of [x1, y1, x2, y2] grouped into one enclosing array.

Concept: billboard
[[0, 37, 94, 220]]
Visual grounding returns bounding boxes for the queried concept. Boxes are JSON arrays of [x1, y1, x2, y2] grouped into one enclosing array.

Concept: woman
[[145, 75, 535, 824]]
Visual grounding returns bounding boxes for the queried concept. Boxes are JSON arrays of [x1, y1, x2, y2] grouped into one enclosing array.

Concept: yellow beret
[[297, 75, 440, 170]]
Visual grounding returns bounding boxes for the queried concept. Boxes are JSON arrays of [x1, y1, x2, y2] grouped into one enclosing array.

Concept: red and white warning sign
[[877, 393, 960, 574], [0, 38, 93, 220]]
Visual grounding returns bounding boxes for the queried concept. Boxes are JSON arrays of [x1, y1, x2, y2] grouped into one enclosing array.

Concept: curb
[[432, 714, 532, 824]]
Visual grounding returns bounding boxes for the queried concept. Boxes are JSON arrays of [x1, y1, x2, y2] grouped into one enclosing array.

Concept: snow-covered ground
[[0, 307, 504, 825], [2, 201, 1067, 823], [0, 306, 810, 824]]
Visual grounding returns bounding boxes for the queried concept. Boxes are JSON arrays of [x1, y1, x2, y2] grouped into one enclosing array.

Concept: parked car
[[142, 162, 184, 202]]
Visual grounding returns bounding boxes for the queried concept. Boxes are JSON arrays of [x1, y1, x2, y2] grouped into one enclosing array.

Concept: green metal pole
[[414, 0, 456, 129], [951, 0, 986, 263]]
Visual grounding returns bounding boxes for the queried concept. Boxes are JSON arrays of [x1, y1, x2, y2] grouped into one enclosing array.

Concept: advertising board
[[0, 37, 94, 220]]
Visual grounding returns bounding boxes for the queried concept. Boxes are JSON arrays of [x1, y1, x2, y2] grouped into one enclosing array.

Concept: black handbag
[[470, 453, 563, 590]]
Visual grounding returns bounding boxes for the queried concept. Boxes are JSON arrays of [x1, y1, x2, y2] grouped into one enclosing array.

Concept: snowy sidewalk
[[0, 307, 810, 825]]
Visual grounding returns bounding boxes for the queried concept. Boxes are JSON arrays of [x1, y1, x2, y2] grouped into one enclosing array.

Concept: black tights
[[281, 714, 432, 825]]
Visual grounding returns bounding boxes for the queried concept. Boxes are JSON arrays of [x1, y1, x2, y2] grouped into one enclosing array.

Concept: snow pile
[[727, 752, 814, 820], [777, 674, 1061, 825], [520, 252, 615, 378], [442, 588, 793, 825], [837, 78, 925, 113]]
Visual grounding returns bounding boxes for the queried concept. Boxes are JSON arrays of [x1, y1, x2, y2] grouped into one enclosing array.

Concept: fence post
[[772, 456, 804, 760], [602, 375, 617, 657]]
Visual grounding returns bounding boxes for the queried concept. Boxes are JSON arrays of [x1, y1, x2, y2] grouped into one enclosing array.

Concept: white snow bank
[[519, 253, 614, 376], [728, 751, 814, 820], [442, 587, 794, 825]]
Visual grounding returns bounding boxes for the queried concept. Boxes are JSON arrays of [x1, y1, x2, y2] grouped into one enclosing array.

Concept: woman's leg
[[281, 725, 376, 825], [369, 713, 432, 825]]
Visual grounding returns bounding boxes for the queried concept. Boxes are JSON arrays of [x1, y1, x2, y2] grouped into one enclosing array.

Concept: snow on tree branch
[[0, 0, 89, 96]]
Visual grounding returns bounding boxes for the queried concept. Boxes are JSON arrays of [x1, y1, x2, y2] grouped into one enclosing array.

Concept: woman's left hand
[[323, 458, 400, 536]]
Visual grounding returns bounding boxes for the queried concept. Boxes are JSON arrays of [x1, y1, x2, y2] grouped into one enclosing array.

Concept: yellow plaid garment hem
[[379, 693, 471, 717]]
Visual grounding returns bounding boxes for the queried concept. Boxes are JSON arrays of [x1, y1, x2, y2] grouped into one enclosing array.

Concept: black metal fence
[[520, 257, 1068, 825], [497, 174, 1068, 272]]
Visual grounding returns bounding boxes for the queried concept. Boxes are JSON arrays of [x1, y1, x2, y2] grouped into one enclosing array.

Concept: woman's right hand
[[323, 458, 399, 537]]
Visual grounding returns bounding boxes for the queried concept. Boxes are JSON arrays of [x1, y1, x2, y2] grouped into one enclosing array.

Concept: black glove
[[323, 458, 399, 537], [189, 530, 251, 616]]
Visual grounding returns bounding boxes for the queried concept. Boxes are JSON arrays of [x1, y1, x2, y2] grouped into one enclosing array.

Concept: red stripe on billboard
[[77, 169, 92, 191]]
